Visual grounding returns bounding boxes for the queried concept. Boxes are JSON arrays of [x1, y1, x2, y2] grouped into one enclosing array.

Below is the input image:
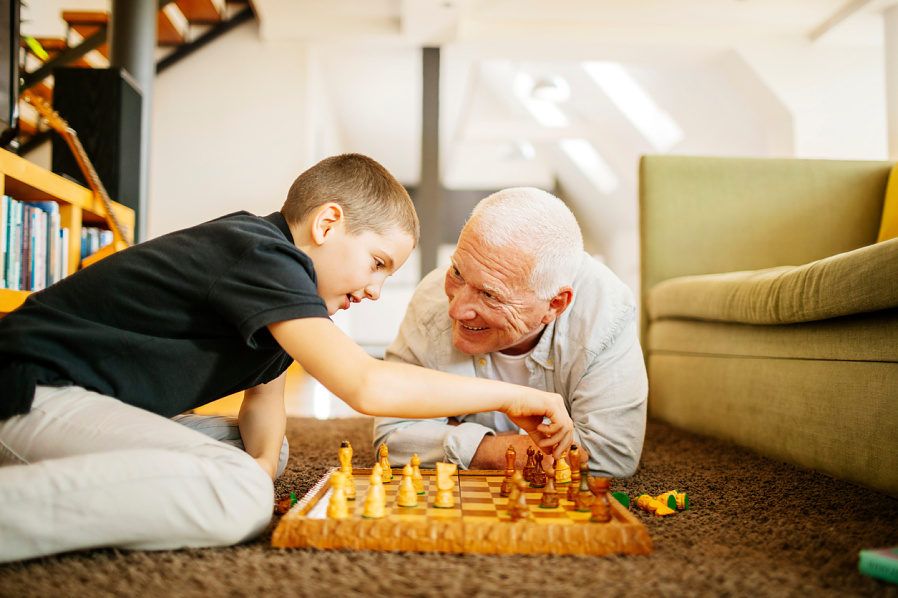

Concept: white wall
[[149, 23, 315, 238]]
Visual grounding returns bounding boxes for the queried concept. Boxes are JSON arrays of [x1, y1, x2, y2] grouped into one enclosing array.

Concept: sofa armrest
[[647, 238, 898, 325]]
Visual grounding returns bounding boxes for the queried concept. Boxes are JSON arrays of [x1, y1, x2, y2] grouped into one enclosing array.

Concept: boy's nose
[[365, 280, 384, 301]]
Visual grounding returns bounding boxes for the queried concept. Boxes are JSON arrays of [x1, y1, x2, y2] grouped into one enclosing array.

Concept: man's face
[[444, 227, 553, 356]]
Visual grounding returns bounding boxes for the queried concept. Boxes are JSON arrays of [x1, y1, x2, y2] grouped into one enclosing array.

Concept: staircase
[[17, 0, 254, 153]]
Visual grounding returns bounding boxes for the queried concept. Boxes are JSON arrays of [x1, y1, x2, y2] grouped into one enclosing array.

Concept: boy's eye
[[374, 259, 385, 270]]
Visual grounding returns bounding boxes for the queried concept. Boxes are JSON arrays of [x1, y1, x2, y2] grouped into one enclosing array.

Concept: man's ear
[[310, 203, 345, 245], [542, 287, 573, 325]]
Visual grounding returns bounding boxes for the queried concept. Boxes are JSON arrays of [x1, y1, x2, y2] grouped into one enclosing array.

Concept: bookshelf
[[0, 148, 135, 315]]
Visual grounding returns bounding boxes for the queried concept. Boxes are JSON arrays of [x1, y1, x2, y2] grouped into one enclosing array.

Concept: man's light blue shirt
[[373, 253, 648, 477]]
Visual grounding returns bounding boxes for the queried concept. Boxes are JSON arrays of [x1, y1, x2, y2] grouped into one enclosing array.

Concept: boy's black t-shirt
[[0, 211, 329, 420]]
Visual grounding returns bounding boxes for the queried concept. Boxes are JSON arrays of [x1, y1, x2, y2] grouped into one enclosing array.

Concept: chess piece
[[523, 446, 536, 481], [539, 467, 560, 509], [500, 445, 516, 497], [529, 452, 547, 488], [378, 443, 392, 482], [411, 453, 425, 494], [397, 464, 418, 507], [326, 471, 350, 519], [555, 449, 572, 487], [362, 463, 387, 518], [339, 440, 356, 500], [588, 476, 612, 523], [566, 445, 581, 500], [275, 493, 296, 515], [573, 463, 594, 512], [433, 461, 457, 508], [506, 472, 533, 521]]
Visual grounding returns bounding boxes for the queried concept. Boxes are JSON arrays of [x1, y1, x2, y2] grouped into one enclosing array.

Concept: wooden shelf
[[0, 148, 135, 315]]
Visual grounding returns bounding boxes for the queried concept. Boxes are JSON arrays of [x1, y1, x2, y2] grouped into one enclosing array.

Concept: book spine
[[0, 195, 7, 289], [859, 548, 898, 584]]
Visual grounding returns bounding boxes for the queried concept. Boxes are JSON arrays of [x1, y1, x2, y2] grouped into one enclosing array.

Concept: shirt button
[[479, 359, 486, 366], [547, 359, 553, 366]]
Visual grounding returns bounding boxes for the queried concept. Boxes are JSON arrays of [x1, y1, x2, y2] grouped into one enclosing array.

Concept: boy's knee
[[208, 452, 274, 546]]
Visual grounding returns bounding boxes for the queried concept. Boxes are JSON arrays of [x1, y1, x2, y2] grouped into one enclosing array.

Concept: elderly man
[[374, 187, 647, 476]]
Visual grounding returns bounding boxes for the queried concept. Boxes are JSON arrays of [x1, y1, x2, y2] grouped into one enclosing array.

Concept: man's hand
[[503, 390, 572, 461]]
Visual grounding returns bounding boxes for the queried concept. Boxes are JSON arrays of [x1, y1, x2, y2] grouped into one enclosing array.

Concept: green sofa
[[639, 155, 898, 498]]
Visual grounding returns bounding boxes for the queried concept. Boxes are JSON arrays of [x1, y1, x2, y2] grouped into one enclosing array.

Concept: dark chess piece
[[507, 472, 533, 522], [573, 463, 594, 512], [523, 446, 536, 482], [567, 444, 582, 501], [588, 476, 612, 523], [529, 452, 547, 488], [539, 467, 560, 508], [500, 445, 516, 497]]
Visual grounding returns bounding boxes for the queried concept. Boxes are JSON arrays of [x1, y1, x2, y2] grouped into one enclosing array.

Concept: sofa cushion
[[647, 237, 898, 325], [879, 163, 898, 242], [648, 309, 898, 362]]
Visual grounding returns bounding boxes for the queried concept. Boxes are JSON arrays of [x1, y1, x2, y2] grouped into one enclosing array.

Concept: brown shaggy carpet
[[1, 417, 896, 598]]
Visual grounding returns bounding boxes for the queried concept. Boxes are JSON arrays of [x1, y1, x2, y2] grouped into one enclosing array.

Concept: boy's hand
[[504, 390, 573, 461]]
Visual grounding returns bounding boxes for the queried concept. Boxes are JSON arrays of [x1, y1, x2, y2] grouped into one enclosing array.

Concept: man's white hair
[[466, 187, 584, 300]]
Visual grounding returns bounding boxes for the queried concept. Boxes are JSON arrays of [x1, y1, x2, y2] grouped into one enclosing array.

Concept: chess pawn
[[588, 476, 612, 523], [433, 461, 457, 508], [378, 443, 392, 482], [523, 446, 536, 481], [555, 449, 572, 487], [500, 445, 516, 496], [539, 467, 560, 509], [411, 453, 425, 495], [362, 464, 387, 519], [507, 472, 533, 522], [573, 463, 594, 512], [326, 471, 350, 519], [529, 452, 547, 488], [397, 464, 418, 507], [339, 440, 356, 500]]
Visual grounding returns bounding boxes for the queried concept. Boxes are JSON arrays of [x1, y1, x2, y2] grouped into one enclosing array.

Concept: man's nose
[[447, 285, 476, 320]]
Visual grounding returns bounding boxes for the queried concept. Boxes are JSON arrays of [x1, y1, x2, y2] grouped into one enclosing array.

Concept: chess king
[[373, 187, 648, 477]]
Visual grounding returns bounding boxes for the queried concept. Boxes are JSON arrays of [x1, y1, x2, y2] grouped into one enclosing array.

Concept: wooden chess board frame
[[271, 468, 653, 556]]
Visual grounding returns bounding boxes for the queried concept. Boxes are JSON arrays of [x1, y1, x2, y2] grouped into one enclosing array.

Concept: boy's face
[[313, 223, 415, 316]]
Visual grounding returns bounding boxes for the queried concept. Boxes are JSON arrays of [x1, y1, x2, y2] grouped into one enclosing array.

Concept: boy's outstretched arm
[[268, 318, 573, 459], [239, 372, 287, 480]]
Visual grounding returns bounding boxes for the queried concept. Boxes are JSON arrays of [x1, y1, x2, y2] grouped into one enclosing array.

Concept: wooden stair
[[17, 0, 253, 152]]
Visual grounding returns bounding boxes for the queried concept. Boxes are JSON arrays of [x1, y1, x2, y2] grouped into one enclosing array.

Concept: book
[[859, 546, 898, 584]]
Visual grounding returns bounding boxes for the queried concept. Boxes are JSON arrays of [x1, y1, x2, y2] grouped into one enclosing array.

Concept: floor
[[192, 362, 363, 419]]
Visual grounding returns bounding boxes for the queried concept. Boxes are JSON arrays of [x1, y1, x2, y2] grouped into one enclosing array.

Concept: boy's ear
[[310, 203, 345, 245]]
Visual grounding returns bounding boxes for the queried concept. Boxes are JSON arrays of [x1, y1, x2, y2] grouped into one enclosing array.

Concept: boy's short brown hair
[[281, 154, 419, 246]]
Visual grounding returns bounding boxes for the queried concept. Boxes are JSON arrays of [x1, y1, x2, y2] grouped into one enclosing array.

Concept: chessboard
[[271, 468, 653, 556]]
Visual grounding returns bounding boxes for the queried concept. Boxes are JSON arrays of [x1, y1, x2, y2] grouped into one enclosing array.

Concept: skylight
[[513, 72, 570, 128], [581, 62, 683, 153], [559, 138, 620, 195]]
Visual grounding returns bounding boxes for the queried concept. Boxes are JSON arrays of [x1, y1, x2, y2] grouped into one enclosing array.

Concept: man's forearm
[[469, 434, 539, 470]]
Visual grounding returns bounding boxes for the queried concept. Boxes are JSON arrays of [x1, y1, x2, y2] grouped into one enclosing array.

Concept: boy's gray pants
[[0, 385, 289, 563]]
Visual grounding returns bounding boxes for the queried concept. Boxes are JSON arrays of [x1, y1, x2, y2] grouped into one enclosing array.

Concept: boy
[[0, 154, 572, 562]]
